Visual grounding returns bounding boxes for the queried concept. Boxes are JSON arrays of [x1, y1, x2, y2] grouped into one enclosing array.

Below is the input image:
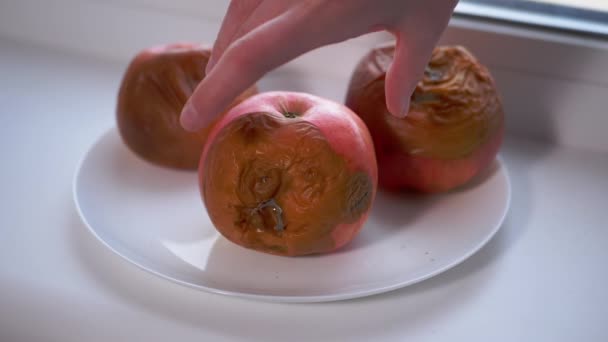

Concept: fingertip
[[399, 98, 411, 118], [385, 75, 414, 118], [180, 100, 203, 132], [386, 96, 409, 118]]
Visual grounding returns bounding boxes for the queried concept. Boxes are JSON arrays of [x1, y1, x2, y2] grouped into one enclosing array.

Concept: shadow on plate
[[68, 200, 496, 340], [338, 158, 500, 254]]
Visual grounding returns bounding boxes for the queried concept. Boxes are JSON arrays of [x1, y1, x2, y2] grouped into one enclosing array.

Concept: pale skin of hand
[[180, 0, 459, 131]]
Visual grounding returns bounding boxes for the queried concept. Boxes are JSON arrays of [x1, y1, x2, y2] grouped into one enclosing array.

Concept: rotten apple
[[199, 92, 378, 256], [346, 44, 504, 193], [117, 43, 257, 170]]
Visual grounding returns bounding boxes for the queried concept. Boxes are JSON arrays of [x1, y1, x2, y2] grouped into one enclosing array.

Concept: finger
[[206, 0, 263, 74], [384, 32, 434, 117], [181, 3, 370, 131], [384, 2, 456, 117], [207, 0, 295, 73]]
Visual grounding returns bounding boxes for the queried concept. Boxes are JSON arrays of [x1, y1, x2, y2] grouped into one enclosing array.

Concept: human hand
[[180, 0, 458, 131]]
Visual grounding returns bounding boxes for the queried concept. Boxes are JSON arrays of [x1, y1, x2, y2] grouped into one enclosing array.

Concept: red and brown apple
[[346, 44, 504, 193], [199, 92, 377, 256], [116, 43, 257, 170]]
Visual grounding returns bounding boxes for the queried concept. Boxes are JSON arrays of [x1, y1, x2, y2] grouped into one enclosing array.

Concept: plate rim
[[73, 128, 512, 303]]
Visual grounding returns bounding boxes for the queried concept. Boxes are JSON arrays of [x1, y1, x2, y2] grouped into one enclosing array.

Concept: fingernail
[[180, 100, 200, 132], [399, 100, 410, 118]]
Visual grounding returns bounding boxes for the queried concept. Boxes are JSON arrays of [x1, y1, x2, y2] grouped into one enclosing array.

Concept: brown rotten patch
[[202, 112, 374, 256]]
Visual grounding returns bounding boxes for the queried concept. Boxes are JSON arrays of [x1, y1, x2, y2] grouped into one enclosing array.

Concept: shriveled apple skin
[[117, 43, 257, 170], [346, 45, 504, 192], [199, 92, 378, 256]]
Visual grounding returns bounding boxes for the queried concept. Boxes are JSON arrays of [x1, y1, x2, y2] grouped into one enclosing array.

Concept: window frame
[[456, 0, 608, 37]]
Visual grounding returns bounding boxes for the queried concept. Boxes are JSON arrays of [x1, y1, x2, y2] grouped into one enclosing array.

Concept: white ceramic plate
[[74, 128, 510, 303]]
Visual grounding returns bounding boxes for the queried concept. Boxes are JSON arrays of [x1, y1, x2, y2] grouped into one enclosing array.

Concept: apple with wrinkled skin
[[199, 91, 378, 256], [346, 44, 504, 193], [117, 43, 257, 170]]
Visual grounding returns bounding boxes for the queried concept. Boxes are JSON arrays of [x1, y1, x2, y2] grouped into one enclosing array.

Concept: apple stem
[[254, 198, 285, 232]]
